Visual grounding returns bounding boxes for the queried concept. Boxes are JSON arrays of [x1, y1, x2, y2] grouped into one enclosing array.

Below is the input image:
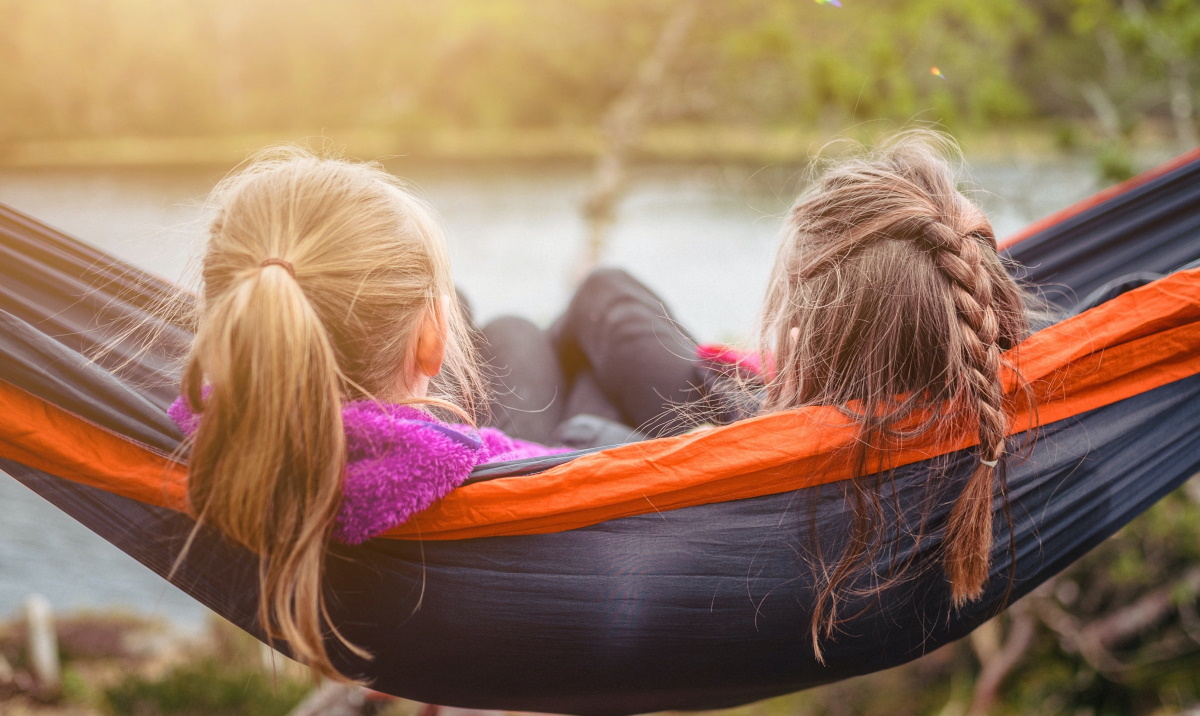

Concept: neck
[[385, 372, 429, 403]]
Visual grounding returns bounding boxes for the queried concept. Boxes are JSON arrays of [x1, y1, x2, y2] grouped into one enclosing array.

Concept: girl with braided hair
[[757, 130, 1034, 652], [530, 131, 1036, 657]]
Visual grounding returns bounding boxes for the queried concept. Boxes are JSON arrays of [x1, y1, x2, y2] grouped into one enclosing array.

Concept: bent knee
[[481, 315, 543, 345], [572, 267, 646, 308]]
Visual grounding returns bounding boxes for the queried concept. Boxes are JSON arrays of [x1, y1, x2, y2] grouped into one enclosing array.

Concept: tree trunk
[[24, 594, 60, 698], [967, 605, 1038, 716], [1120, 0, 1197, 149], [579, 0, 700, 273], [1166, 59, 1197, 150]]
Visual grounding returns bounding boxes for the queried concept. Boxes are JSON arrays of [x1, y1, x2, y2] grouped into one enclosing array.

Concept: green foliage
[[0, 0, 1193, 151], [60, 667, 94, 706], [1096, 143, 1136, 182], [95, 618, 312, 716], [1005, 489, 1200, 713], [1052, 120, 1084, 151], [103, 657, 310, 716]]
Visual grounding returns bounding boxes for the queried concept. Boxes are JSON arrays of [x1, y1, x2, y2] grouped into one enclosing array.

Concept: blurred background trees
[[0, 0, 1195, 162]]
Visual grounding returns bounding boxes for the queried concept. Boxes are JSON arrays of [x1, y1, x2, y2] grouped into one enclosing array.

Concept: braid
[[923, 217, 1009, 605], [763, 130, 1036, 655]]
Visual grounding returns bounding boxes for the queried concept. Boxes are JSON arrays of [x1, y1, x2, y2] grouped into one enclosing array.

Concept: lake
[[0, 156, 1103, 628]]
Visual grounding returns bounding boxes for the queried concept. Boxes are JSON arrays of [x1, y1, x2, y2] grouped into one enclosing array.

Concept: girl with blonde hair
[[169, 149, 563, 678]]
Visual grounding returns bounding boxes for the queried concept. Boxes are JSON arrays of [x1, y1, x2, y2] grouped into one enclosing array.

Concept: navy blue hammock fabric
[[1, 150, 1199, 715]]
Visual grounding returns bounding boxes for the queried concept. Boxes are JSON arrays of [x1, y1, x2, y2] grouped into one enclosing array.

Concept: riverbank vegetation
[[1, 0, 1195, 169]]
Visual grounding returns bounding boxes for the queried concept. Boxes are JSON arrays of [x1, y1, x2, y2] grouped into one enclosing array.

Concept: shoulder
[[335, 402, 485, 544], [342, 402, 482, 457], [167, 395, 202, 436], [475, 427, 568, 463]]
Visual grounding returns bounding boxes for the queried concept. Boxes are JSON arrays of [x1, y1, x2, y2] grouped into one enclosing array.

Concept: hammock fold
[[1, 152, 1199, 715]]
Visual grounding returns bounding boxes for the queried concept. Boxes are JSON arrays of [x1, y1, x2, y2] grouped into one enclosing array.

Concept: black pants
[[478, 268, 730, 445], [477, 261, 1185, 447]]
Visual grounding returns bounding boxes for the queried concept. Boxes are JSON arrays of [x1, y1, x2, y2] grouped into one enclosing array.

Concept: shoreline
[[0, 123, 1178, 171]]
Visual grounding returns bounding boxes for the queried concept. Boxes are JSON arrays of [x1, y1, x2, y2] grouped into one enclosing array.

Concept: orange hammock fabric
[[4, 266, 1200, 540]]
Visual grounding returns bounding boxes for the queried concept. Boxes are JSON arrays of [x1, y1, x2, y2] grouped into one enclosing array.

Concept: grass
[[103, 657, 310, 716]]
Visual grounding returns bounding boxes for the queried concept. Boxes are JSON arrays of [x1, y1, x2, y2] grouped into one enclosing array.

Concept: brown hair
[[758, 131, 1031, 655], [181, 148, 485, 679]]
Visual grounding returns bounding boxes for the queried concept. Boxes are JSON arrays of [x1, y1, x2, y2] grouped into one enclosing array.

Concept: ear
[[415, 294, 450, 378]]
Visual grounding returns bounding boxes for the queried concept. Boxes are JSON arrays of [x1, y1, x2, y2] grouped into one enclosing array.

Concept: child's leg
[[552, 268, 705, 438], [561, 368, 624, 425], [478, 315, 567, 445]]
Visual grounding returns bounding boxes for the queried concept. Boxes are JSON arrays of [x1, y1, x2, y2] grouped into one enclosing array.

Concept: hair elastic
[[259, 258, 296, 278], [980, 458, 999, 468]]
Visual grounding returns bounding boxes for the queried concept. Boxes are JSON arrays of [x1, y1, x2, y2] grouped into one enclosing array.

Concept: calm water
[[0, 157, 1100, 627]]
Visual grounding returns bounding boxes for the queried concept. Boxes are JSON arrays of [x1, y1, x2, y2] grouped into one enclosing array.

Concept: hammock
[[1, 150, 1199, 715]]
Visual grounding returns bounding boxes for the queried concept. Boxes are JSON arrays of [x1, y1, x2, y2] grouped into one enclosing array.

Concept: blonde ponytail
[[184, 263, 353, 676], [181, 148, 486, 679]]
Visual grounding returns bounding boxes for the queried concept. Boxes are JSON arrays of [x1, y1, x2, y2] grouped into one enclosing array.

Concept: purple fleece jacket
[[168, 398, 565, 544]]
